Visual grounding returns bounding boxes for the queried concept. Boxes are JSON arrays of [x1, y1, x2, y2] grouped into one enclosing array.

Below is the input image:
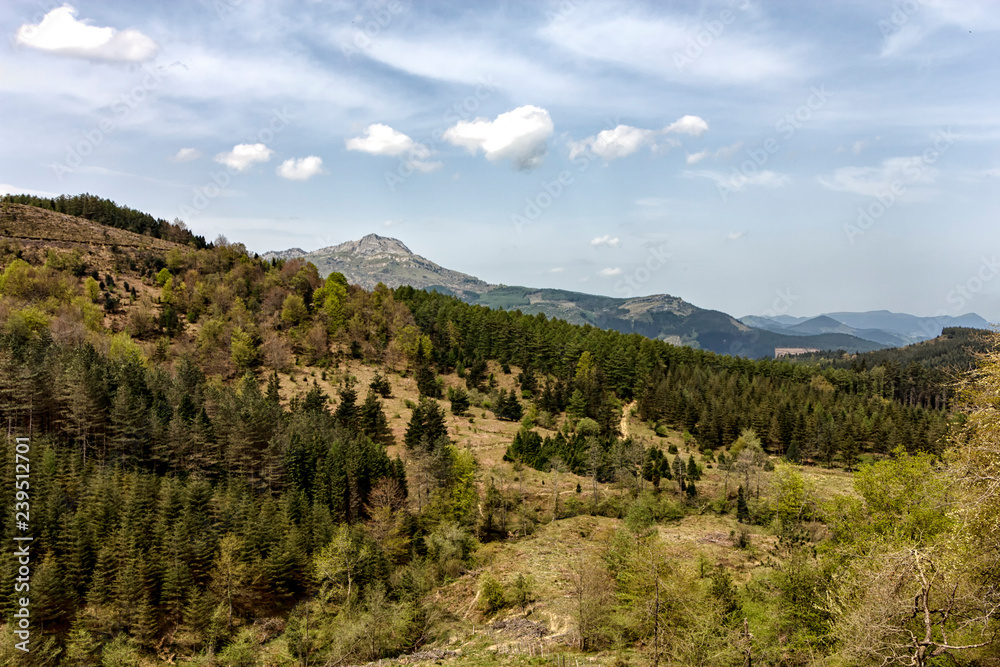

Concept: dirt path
[[621, 400, 636, 438]]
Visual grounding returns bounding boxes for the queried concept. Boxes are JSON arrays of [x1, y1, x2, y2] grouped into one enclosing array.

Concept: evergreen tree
[[334, 380, 360, 428], [416, 360, 441, 398], [448, 386, 470, 416], [405, 398, 448, 451], [369, 371, 392, 398], [359, 389, 394, 446], [736, 486, 750, 523], [686, 454, 701, 481], [494, 388, 523, 421]]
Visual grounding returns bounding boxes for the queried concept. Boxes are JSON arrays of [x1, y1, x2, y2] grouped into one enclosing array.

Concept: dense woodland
[[0, 201, 999, 666]]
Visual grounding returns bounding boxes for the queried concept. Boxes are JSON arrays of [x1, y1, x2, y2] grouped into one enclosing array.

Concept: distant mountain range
[[741, 311, 991, 347], [262, 236, 988, 358]]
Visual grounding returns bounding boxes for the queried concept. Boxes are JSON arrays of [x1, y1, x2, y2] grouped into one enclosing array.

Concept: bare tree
[[568, 554, 614, 651], [830, 546, 1000, 666]]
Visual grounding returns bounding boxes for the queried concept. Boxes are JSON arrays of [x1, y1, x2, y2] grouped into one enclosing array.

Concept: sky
[[2, 0, 1000, 322]]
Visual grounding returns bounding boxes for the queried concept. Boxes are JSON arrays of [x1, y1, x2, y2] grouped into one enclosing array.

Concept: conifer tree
[[736, 486, 750, 523], [359, 389, 394, 445], [334, 379, 359, 428], [448, 386, 470, 416], [686, 454, 701, 481]]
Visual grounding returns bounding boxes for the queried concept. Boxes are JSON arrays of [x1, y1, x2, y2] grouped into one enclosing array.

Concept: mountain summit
[[263, 235, 489, 298], [316, 233, 414, 258]]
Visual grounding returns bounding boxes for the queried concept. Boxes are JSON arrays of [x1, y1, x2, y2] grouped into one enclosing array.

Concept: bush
[[425, 522, 477, 582], [509, 573, 535, 612], [576, 417, 600, 437], [127, 306, 158, 339], [731, 526, 752, 549], [536, 410, 557, 430], [478, 573, 507, 614], [625, 500, 655, 533]]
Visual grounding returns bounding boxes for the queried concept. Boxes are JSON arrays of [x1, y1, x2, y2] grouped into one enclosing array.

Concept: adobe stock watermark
[[762, 287, 799, 319], [716, 85, 832, 202], [843, 128, 954, 244], [385, 76, 500, 191], [202, 0, 247, 21], [546, 0, 577, 23], [673, 0, 751, 72], [878, 0, 929, 38], [613, 243, 672, 296], [340, 0, 404, 59], [177, 107, 294, 219], [50, 65, 167, 182], [511, 115, 620, 234], [12, 436, 33, 653]]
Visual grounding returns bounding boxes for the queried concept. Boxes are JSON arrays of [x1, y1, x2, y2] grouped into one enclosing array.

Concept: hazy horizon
[[3, 0, 999, 320]]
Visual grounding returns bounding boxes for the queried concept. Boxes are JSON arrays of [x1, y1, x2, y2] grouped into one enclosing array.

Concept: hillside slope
[[0, 203, 182, 250]]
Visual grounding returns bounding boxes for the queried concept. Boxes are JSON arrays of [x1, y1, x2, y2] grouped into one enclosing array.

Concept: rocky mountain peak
[[326, 234, 413, 257]]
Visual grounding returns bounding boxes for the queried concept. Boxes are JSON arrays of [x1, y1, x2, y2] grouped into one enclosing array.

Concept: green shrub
[[478, 573, 507, 614]]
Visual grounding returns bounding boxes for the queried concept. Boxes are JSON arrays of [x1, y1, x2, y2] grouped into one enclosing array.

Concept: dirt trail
[[621, 400, 636, 438]]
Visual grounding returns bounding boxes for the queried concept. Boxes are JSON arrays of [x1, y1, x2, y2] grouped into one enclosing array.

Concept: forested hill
[[2, 193, 209, 248], [394, 286, 952, 455], [787, 327, 991, 407], [0, 202, 987, 665]]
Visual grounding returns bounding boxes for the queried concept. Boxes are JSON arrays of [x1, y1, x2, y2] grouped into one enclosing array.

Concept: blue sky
[[3, 0, 1000, 321]]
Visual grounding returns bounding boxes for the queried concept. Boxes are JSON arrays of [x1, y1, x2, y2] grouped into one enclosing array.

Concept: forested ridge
[[2, 194, 209, 249], [0, 202, 999, 666]]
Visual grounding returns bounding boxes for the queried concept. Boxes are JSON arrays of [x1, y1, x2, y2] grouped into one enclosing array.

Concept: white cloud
[[665, 115, 709, 137], [540, 9, 800, 86], [0, 184, 61, 197], [346, 124, 442, 172], [599, 267, 623, 277], [685, 169, 790, 191], [685, 150, 710, 165], [635, 197, 671, 208], [727, 231, 746, 241], [685, 141, 742, 165], [170, 148, 201, 163], [277, 156, 324, 181], [852, 140, 869, 155], [550, 267, 565, 273], [569, 125, 656, 161], [215, 143, 274, 172], [590, 235, 621, 248], [15, 5, 159, 63], [570, 115, 709, 162], [347, 124, 420, 156], [444, 105, 554, 170], [818, 156, 938, 196], [353, 34, 581, 103]]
